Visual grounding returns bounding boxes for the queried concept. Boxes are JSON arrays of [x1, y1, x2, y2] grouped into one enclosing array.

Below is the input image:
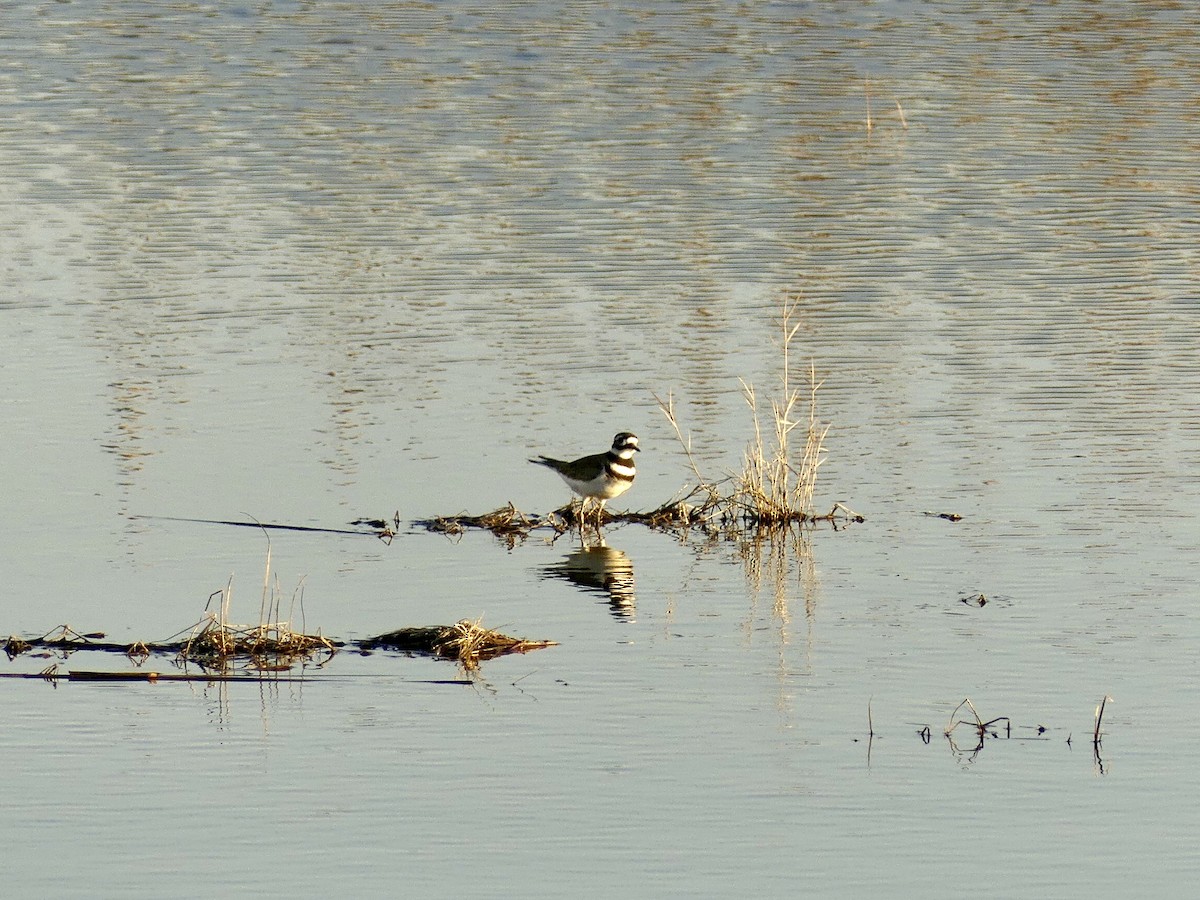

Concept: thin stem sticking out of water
[[1094, 695, 1112, 747], [652, 388, 723, 510], [648, 294, 837, 530], [729, 297, 830, 524], [944, 697, 1011, 739]]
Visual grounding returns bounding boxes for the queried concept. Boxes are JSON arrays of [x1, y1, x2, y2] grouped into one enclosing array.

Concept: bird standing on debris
[[530, 432, 639, 529]]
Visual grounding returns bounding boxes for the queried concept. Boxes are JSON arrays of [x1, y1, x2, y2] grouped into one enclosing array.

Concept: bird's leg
[[577, 496, 589, 533]]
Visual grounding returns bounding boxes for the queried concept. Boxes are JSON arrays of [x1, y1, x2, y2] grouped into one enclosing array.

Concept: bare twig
[[652, 389, 720, 506], [1094, 695, 1112, 746]]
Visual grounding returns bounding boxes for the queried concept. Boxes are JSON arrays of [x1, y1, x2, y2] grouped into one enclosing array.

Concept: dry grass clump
[[178, 613, 336, 671], [359, 618, 557, 670], [734, 353, 827, 523], [176, 542, 336, 672], [653, 294, 855, 530]]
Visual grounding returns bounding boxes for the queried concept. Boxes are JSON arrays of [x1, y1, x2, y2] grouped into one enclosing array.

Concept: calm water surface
[[3, 2, 1199, 897]]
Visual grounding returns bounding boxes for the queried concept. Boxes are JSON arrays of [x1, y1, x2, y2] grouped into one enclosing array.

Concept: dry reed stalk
[[652, 389, 723, 510], [175, 546, 335, 671], [945, 697, 984, 736], [797, 362, 831, 513], [258, 539, 271, 625], [220, 576, 232, 630], [652, 294, 831, 530], [1094, 695, 1111, 746], [731, 297, 828, 524], [944, 697, 1010, 740]]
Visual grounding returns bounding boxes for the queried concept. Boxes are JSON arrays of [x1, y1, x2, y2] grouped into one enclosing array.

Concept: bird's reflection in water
[[543, 541, 636, 620]]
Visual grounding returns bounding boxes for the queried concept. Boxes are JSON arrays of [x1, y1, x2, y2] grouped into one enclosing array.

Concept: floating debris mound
[[3, 623, 339, 671], [177, 616, 338, 671], [3, 617, 556, 682], [418, 497, 863, 542], [421, 503, 552, 539], [359, 618, 557, 670]]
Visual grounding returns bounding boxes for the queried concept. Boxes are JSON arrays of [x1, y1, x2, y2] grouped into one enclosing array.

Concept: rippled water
[[3, 3, 1199, 897]]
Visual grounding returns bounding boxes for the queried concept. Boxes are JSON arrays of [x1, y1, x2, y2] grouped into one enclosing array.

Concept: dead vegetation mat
[[418, 496, 863, 543], [5, 618, 555, 678]]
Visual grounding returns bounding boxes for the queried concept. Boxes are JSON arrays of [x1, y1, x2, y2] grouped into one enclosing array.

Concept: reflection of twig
[[945, 728, 985, 761], [1093, 695, 1112, 774], [866, 698, 875, 767]]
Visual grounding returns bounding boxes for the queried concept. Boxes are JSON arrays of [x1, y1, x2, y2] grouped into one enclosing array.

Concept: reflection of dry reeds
[[866, 79, 909, 132], [737, 524, 818, 626]]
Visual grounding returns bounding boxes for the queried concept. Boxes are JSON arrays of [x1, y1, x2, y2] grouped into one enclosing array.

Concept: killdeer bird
[[530, 432, 639, 528]]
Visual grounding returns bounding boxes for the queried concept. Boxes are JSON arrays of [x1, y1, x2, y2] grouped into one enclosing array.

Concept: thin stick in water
[[1094, 695, 1112, 746]]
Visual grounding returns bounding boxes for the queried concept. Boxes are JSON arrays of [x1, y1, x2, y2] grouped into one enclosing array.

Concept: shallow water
[[3, 2, 1200, 896]]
